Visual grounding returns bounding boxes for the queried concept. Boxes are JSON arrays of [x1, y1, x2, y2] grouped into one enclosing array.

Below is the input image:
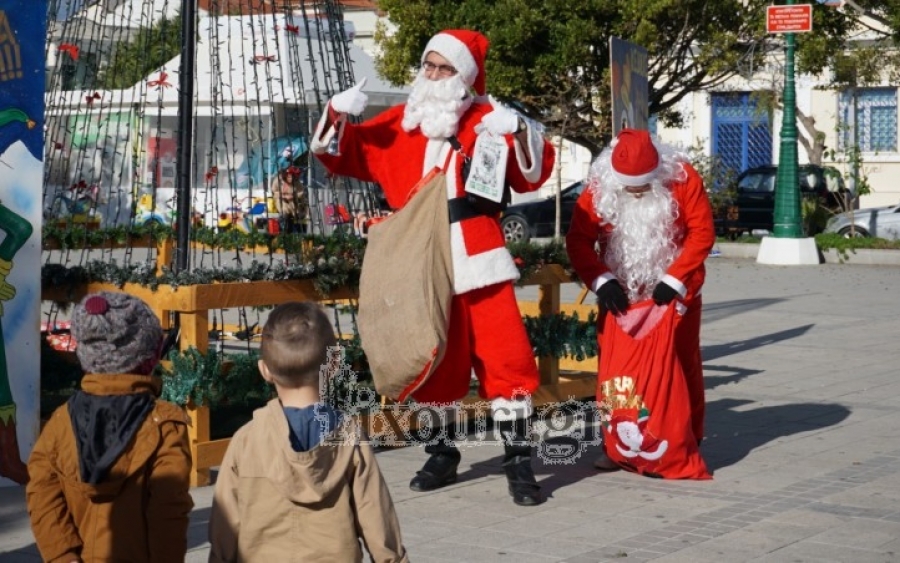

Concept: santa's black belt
[[448, 197, 484, 223], [448, 196, 505, 223]]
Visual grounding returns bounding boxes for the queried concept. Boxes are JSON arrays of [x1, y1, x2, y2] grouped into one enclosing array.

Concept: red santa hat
[[610, 128, 660, 186], [421, 29, 489, 96]]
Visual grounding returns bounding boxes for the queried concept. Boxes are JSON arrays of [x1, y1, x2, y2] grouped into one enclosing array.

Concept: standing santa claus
[[566, 129, 715, 470], [311, 29, 555, 506]]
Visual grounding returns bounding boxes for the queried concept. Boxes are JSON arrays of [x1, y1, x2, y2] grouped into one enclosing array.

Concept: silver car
[[824, 202, 900, 240]]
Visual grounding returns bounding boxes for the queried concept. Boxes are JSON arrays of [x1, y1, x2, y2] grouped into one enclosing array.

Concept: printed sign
[[465, 133, 509, 203], [609, 37, 649, 136], [766, 4, 814, 34]]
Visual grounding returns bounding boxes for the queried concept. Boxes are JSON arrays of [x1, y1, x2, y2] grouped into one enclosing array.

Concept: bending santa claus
[[311, 29, 555, 506], [566, 129, 715, 470]]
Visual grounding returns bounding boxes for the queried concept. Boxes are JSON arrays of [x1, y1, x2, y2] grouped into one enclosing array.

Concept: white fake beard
[[402, 71, 474, 139], [600, 184, 679, 303]]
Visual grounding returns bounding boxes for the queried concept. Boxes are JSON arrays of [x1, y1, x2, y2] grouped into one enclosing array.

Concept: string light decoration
[[40, 0, 407, 364]]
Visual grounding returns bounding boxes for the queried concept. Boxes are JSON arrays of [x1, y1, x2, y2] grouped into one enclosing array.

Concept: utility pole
[[757, 1, 819, 265], [772, 0, 803, 238]]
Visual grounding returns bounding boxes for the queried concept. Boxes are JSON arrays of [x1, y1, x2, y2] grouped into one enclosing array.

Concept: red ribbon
[[85, 92, 100, 106], [148, 71, 172, 90], [205, 166, 219, 182], [286, 166, 301, 176], [253, 54, 277, 63], [285, 24, 300, 34]]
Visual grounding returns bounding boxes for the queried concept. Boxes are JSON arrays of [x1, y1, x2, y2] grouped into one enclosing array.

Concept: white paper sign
[[464, 133, 509, 203]]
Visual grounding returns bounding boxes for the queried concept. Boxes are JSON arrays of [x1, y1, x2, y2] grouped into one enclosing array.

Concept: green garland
[[158, 347, 274, 407], [524, 310, 598, 361], [41, 227, 576, 295]]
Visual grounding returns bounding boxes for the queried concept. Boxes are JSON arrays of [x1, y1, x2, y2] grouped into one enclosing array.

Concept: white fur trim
[[612, 166, 659, 187], [491, 396, 534, 421], [512, 121, 544, 184], [661, 274, 687, 298], [422, 33, 477, 89], [450, 222, 519, 294], [591, 273, 618, 293], [310, 109, 345, 154]]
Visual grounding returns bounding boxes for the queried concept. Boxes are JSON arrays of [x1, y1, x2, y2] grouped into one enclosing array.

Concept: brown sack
[[357, 168, 454, 401]]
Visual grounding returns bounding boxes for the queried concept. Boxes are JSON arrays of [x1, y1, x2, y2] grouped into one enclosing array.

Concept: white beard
[[402, 71, 474, 139], [599, 184, 679, 303]]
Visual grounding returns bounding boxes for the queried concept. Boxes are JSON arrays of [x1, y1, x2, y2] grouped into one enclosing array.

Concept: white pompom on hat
[[421, 29, 489, 96], [610, 128, 661, 186]]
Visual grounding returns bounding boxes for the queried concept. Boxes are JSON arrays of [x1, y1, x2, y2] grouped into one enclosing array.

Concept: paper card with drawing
[[464, 133, 509, 203]]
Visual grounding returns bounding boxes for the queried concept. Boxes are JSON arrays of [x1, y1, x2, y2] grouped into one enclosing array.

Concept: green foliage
[[506, 238, 572, 283], [99, 13, 183, 89], [524, 311, 598, 361], [159, 347, 274, 407], [43, 222, 171, 249], [42, 230, 566, 295], [814, 232, 900, 253]]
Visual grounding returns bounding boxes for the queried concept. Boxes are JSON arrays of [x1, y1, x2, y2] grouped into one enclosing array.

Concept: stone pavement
[[3, 255, 900, 562]]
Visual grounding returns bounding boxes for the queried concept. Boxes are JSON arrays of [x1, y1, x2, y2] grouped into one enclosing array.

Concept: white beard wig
[[401, 71, 474, 139], [589, 140, 689, 302]]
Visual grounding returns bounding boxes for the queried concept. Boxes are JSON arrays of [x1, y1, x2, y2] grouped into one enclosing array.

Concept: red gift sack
[[597, 300, 711, 479]]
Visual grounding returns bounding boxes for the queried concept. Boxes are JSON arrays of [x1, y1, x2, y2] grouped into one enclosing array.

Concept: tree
[[374, 0, 780, 156], [98, 14, 182, 90]]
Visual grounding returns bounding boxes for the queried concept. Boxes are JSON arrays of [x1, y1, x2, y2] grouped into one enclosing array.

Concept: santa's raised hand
[[330, 78, 369, 116], [475, 95, 522, 137]]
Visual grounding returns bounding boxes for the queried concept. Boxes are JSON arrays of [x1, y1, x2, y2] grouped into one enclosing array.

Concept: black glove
[[597, 280, 628, 316], [652, 282, 679, 305]]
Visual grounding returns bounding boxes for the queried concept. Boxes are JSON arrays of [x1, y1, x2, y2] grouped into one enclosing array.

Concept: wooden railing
[[42, 239, 597, 485]]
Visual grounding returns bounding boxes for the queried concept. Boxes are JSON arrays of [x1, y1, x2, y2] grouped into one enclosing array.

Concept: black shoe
[[409, 450, 460, 492], [503, 455, 544, 506]]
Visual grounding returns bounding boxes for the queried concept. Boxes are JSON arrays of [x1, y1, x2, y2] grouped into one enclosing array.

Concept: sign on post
[[766, 4, 814, 34], [609, 37, 649, 136]]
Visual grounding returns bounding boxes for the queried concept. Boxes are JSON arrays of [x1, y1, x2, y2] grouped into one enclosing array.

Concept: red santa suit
[[566, 159, 715, 442], [312, 101, 555, 413]]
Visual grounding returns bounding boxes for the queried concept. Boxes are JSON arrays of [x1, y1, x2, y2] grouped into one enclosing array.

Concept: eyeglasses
[[422, 60, 458, 77]]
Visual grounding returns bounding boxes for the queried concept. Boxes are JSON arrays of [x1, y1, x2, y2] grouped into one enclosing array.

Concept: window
[[839, 87, 898, 152]]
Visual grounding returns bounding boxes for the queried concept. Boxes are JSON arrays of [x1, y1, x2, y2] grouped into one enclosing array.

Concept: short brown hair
[[260, 302, 337, 387]]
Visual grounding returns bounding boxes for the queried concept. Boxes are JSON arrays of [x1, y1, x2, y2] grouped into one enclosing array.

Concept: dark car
[[716, 164, 848, 237], [500, 180, 585, 242]]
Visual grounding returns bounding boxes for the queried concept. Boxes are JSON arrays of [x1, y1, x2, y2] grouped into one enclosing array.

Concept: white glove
[[330, 78, 368, 116], [475, 95, 521, 136]]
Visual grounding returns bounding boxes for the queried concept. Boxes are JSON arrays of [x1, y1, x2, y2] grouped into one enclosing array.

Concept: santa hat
[[421, 29, 489, 96], [610, 129, 660, 186]]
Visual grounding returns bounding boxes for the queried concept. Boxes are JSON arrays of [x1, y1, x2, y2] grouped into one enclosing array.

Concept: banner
[[609, 37, 649, 136], [0, 1, 46, 486]]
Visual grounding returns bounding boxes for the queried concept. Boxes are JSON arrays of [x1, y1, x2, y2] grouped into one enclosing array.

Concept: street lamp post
[[772, 0, 803, 238]]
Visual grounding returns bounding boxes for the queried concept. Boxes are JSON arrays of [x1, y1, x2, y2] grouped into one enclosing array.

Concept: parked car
[[500, 180, 585, 243], [824, 202, 900, 240], [715, 164, 849, 237]]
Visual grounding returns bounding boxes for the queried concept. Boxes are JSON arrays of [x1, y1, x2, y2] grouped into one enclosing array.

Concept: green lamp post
[[772, 0, 803, 238]]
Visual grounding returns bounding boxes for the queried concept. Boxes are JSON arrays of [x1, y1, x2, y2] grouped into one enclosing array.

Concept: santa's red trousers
[[676, 297, 705, 442], [412, 282, 539, 404]]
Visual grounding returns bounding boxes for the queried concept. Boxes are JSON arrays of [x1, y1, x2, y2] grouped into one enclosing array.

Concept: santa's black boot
[[409, 437, 461, 492], [498, 419, 544, 506]]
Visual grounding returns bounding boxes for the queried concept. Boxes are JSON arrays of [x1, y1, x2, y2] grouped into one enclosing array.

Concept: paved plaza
[[3, 251, 900, 562]]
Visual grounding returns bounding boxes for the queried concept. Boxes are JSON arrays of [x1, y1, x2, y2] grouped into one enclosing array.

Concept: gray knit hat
[[72, 291, 163, 374]]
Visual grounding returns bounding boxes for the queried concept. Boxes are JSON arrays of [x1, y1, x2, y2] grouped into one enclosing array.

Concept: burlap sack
[[357, 168, 453, 401]]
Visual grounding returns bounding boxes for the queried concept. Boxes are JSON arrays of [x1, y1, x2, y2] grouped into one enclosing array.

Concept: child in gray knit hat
[[27, 291, 193, 563], [72, 290, 165, 374]]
